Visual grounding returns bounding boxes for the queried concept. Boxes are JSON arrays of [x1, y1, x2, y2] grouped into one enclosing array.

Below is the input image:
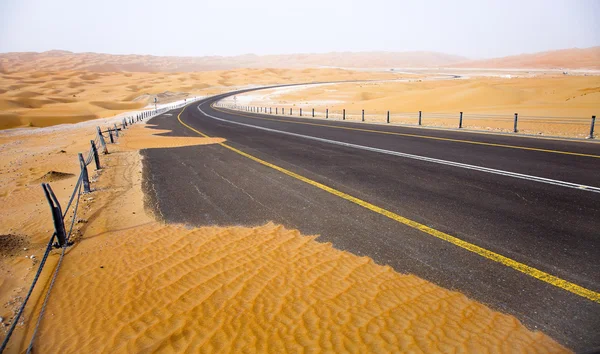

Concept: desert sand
[[0, 110, 569, 353], [225, 75, 600, 137], [0, 68, 405, 130]]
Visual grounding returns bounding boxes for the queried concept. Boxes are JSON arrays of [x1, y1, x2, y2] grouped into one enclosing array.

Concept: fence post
[[343, 109, 346, 120], [300, 108, 302, 117], [90, 140, 100, 170], [418, 111, 422, 126], [114, 123, 119, 137], [387, 111, 390, 123], [459, 112, 463, 128], [589, 116, 596, 139], [312, 108, 314, 117], [108, 128, 114, 143], [276, 108, 278, 114], [513, 113, 519, 133], [97, 127, 108, 154], [78, 153, 91, 193], [290, 108, 292, 115], [362, 109, 364, 122], [41, 184, 67, 247], [122, 118, 127, 129], [270, 107, 272, 114], [326, 109, 328, 119]]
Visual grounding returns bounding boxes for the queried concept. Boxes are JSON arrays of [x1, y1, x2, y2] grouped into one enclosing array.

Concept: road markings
[[202, 106, 600, 193], [213, 105, 600, 159], [175, 103, 600, 304]]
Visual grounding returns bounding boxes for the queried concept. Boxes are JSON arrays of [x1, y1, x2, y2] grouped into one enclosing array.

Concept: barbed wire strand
[[26, 179, 83, 353]]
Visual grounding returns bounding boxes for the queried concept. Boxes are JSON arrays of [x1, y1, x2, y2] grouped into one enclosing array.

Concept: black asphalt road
[[143, 91, 600, 351]]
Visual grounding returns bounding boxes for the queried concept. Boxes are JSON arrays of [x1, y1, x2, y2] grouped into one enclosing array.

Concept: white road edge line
[[197, 104, 600, 194]]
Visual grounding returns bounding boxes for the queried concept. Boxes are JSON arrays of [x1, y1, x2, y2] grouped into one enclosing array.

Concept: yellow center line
[[176, 104, 600, 304], [212, 105, 600, 159]]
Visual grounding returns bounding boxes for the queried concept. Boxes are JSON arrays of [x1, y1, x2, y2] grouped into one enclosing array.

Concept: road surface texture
[[143, 90, 600, 351]]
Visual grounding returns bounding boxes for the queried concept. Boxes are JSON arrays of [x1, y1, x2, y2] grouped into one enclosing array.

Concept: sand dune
[[0, 68, 404, 130], [0, 50, 467, 73], [2, 47, 599, 75], [452, 47, 600, 69]]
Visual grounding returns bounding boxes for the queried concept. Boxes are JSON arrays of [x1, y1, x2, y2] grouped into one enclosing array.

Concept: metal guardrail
[[0, 99, 193, 353], [216, 102, 597, 139]]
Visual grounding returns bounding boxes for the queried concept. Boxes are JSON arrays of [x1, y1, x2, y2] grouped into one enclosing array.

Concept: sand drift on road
[[0, 121, 565, 353]]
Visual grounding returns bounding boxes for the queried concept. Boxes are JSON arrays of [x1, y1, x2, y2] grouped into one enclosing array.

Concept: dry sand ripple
[[35, 222, 565, 353]]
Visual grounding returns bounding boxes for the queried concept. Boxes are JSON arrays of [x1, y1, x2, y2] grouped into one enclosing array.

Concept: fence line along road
[[0, 99, 192, 354], [215, 101, 597, 140]]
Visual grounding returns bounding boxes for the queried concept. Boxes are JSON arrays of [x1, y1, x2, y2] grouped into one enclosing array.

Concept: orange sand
[[0, 115, 569, 353], [229, 76, 600, 137], [0, 68, 404, 130]]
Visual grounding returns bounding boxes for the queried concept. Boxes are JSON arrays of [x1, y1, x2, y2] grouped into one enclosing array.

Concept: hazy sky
[[1, 0, 599, 59]]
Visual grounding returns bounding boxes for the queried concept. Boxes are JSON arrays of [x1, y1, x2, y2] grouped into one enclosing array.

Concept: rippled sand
[[33, 222, 566, 353]]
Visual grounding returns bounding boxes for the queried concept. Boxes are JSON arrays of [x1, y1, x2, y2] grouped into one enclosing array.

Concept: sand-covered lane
[[139, 101, 600, 350]]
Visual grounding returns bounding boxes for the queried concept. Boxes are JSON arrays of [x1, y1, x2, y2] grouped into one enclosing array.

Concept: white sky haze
[[0, 0, 599, 58]]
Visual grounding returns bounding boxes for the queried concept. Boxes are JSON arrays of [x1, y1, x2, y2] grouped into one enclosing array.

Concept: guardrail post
[[78, 153, 91, 193], [343, 109, 346, 120], [270, 107, 272, 114], [589, 116, 596, 139], [362, 109, 364, 122], [97, 127, 108, 154], [42, 183, 67, 247], [513, 113, 519, 133], [418, 111, 422, 126], [312, 108, 314, 117], [276, 108, 278, 114], [114, 123, 119, 137], [300, 108, 302, 117], [290, 108, 292, 115], [326, 109, 328, 119], [108, 128, 114, 143], [459, 112, 463, 129], [90, 140, 100, 169], [387, 111, 390, 123]]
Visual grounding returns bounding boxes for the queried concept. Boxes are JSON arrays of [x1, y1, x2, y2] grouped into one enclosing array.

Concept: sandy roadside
[[223, 75, 600, 138], [0, 109, 571, 352]]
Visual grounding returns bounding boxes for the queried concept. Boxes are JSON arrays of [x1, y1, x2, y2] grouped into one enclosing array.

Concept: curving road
[[143, 89, 600, 351]]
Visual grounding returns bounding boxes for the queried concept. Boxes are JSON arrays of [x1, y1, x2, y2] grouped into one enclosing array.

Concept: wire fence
[[215, 101, 597, 139], [0, 100, 192, 353]]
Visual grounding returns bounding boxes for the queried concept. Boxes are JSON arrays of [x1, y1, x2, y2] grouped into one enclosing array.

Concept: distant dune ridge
[[0, 50, 467, 72], [1, 47, 599, 73]]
